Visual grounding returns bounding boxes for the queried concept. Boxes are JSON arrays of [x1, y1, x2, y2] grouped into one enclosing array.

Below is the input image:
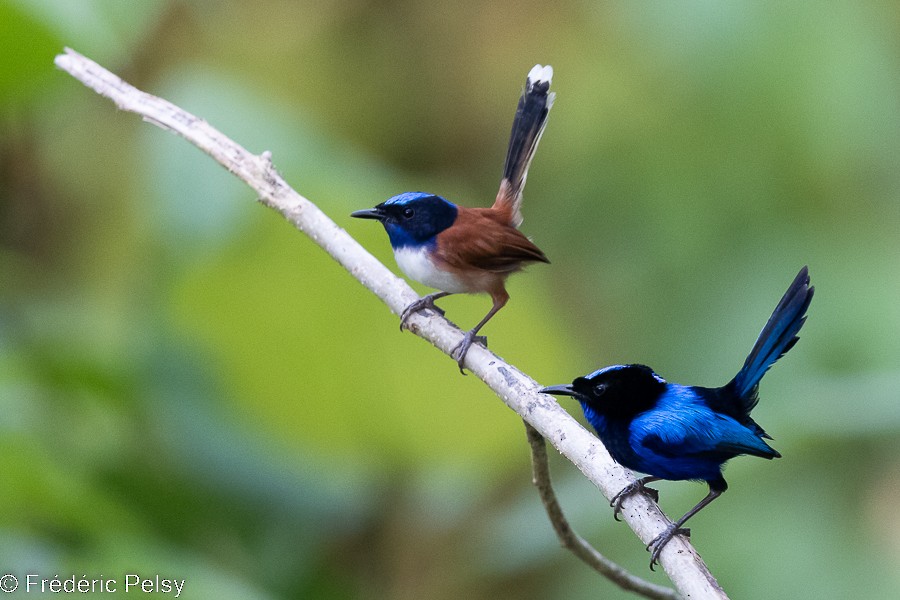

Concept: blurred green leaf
[[8, 0, 167, 62], [0, 1, 62, 109]]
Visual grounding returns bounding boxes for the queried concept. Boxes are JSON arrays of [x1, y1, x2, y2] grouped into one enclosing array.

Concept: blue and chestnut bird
[[542, 267, 814, 568], [351, 65, 554, 373]]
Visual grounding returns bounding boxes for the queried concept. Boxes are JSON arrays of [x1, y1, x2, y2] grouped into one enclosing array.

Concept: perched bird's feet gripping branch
[[450, 330, 488, 373], [399, 291, 449, 331], [610, 476, 661, 521], [648, 524, 691, 571]]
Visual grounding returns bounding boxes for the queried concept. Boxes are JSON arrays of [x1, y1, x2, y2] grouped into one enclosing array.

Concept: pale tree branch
[[523, 422, 680, 600], [54, 47, 728, 600]]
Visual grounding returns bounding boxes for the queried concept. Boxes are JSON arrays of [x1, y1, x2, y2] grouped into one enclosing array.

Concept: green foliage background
[[2, 1, 899, 598]]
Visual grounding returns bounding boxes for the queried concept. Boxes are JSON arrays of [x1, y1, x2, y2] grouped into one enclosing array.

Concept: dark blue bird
[[351, 65, 554, 373], [542, 267, 814, 568]]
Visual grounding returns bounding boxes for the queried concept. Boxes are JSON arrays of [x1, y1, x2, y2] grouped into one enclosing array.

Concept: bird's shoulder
[[630, 389, 717, 447], [634, 386, 722, 441], [453, 206, 522, 230]]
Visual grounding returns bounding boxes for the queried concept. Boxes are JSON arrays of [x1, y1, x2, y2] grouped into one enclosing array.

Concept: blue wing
[[629, 392, 779, 481]]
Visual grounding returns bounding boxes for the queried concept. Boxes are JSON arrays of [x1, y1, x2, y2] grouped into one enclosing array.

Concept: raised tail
[[730, 266, 814, 407], [493, 64, 555, 228]]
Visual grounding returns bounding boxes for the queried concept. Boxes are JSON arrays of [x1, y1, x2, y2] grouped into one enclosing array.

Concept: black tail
[[730, 266, 814, 409], [493, 64, 554, 228]]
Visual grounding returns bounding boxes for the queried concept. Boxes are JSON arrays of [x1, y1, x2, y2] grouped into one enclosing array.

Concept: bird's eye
[[402, 207, 414, 219], [593, 383, 608, 396]]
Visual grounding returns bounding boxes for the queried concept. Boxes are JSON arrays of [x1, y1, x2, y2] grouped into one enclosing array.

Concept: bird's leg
[[610, 476, 661, 522], [648, 479, 726, 571], [399, 292, 451, 331], [451, 290, 508, 374]]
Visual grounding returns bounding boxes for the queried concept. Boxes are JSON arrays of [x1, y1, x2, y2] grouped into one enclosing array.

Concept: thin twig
[[524, 422, 680, 600], [53, 47, 728, 600]]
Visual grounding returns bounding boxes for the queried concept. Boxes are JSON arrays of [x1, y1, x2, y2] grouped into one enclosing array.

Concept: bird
[[541, 266, 814, 569], [351, 65, 554, 373]]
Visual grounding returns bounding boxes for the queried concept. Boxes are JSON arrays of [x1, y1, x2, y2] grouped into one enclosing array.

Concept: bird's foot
[[399, 295, 446, 331], [450, 331, 488, 375], [610, 480, 660, 522], [647, 524, 690, 571]]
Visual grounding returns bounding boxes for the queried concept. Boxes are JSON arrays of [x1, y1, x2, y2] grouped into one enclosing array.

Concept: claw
[[609, 477, 660, 521], [450, 332, 488, 374], [399, 294, 447, 331], [647, 525, 690, 570]]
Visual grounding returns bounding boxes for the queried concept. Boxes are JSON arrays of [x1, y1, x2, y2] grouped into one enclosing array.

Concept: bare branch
[[54, 47, 728, 599], [524, 422, 680, 600]]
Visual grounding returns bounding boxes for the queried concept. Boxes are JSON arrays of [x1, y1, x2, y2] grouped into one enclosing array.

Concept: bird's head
[[541, 364, 666, 419], [351, 192, 458, 250]]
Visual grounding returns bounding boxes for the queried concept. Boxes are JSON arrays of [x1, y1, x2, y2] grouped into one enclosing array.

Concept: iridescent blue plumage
[[542, 267, 814, 568]]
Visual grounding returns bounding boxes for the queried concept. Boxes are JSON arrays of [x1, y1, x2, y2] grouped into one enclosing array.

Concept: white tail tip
[[527, 64, 553, 86]]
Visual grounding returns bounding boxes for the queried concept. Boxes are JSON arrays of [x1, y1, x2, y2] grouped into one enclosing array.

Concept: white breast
[[394, 246, 472, 294]]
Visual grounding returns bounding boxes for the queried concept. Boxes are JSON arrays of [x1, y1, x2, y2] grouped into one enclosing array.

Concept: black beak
[[350, 207, 385, 221], [540, 384, 579, 397]]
